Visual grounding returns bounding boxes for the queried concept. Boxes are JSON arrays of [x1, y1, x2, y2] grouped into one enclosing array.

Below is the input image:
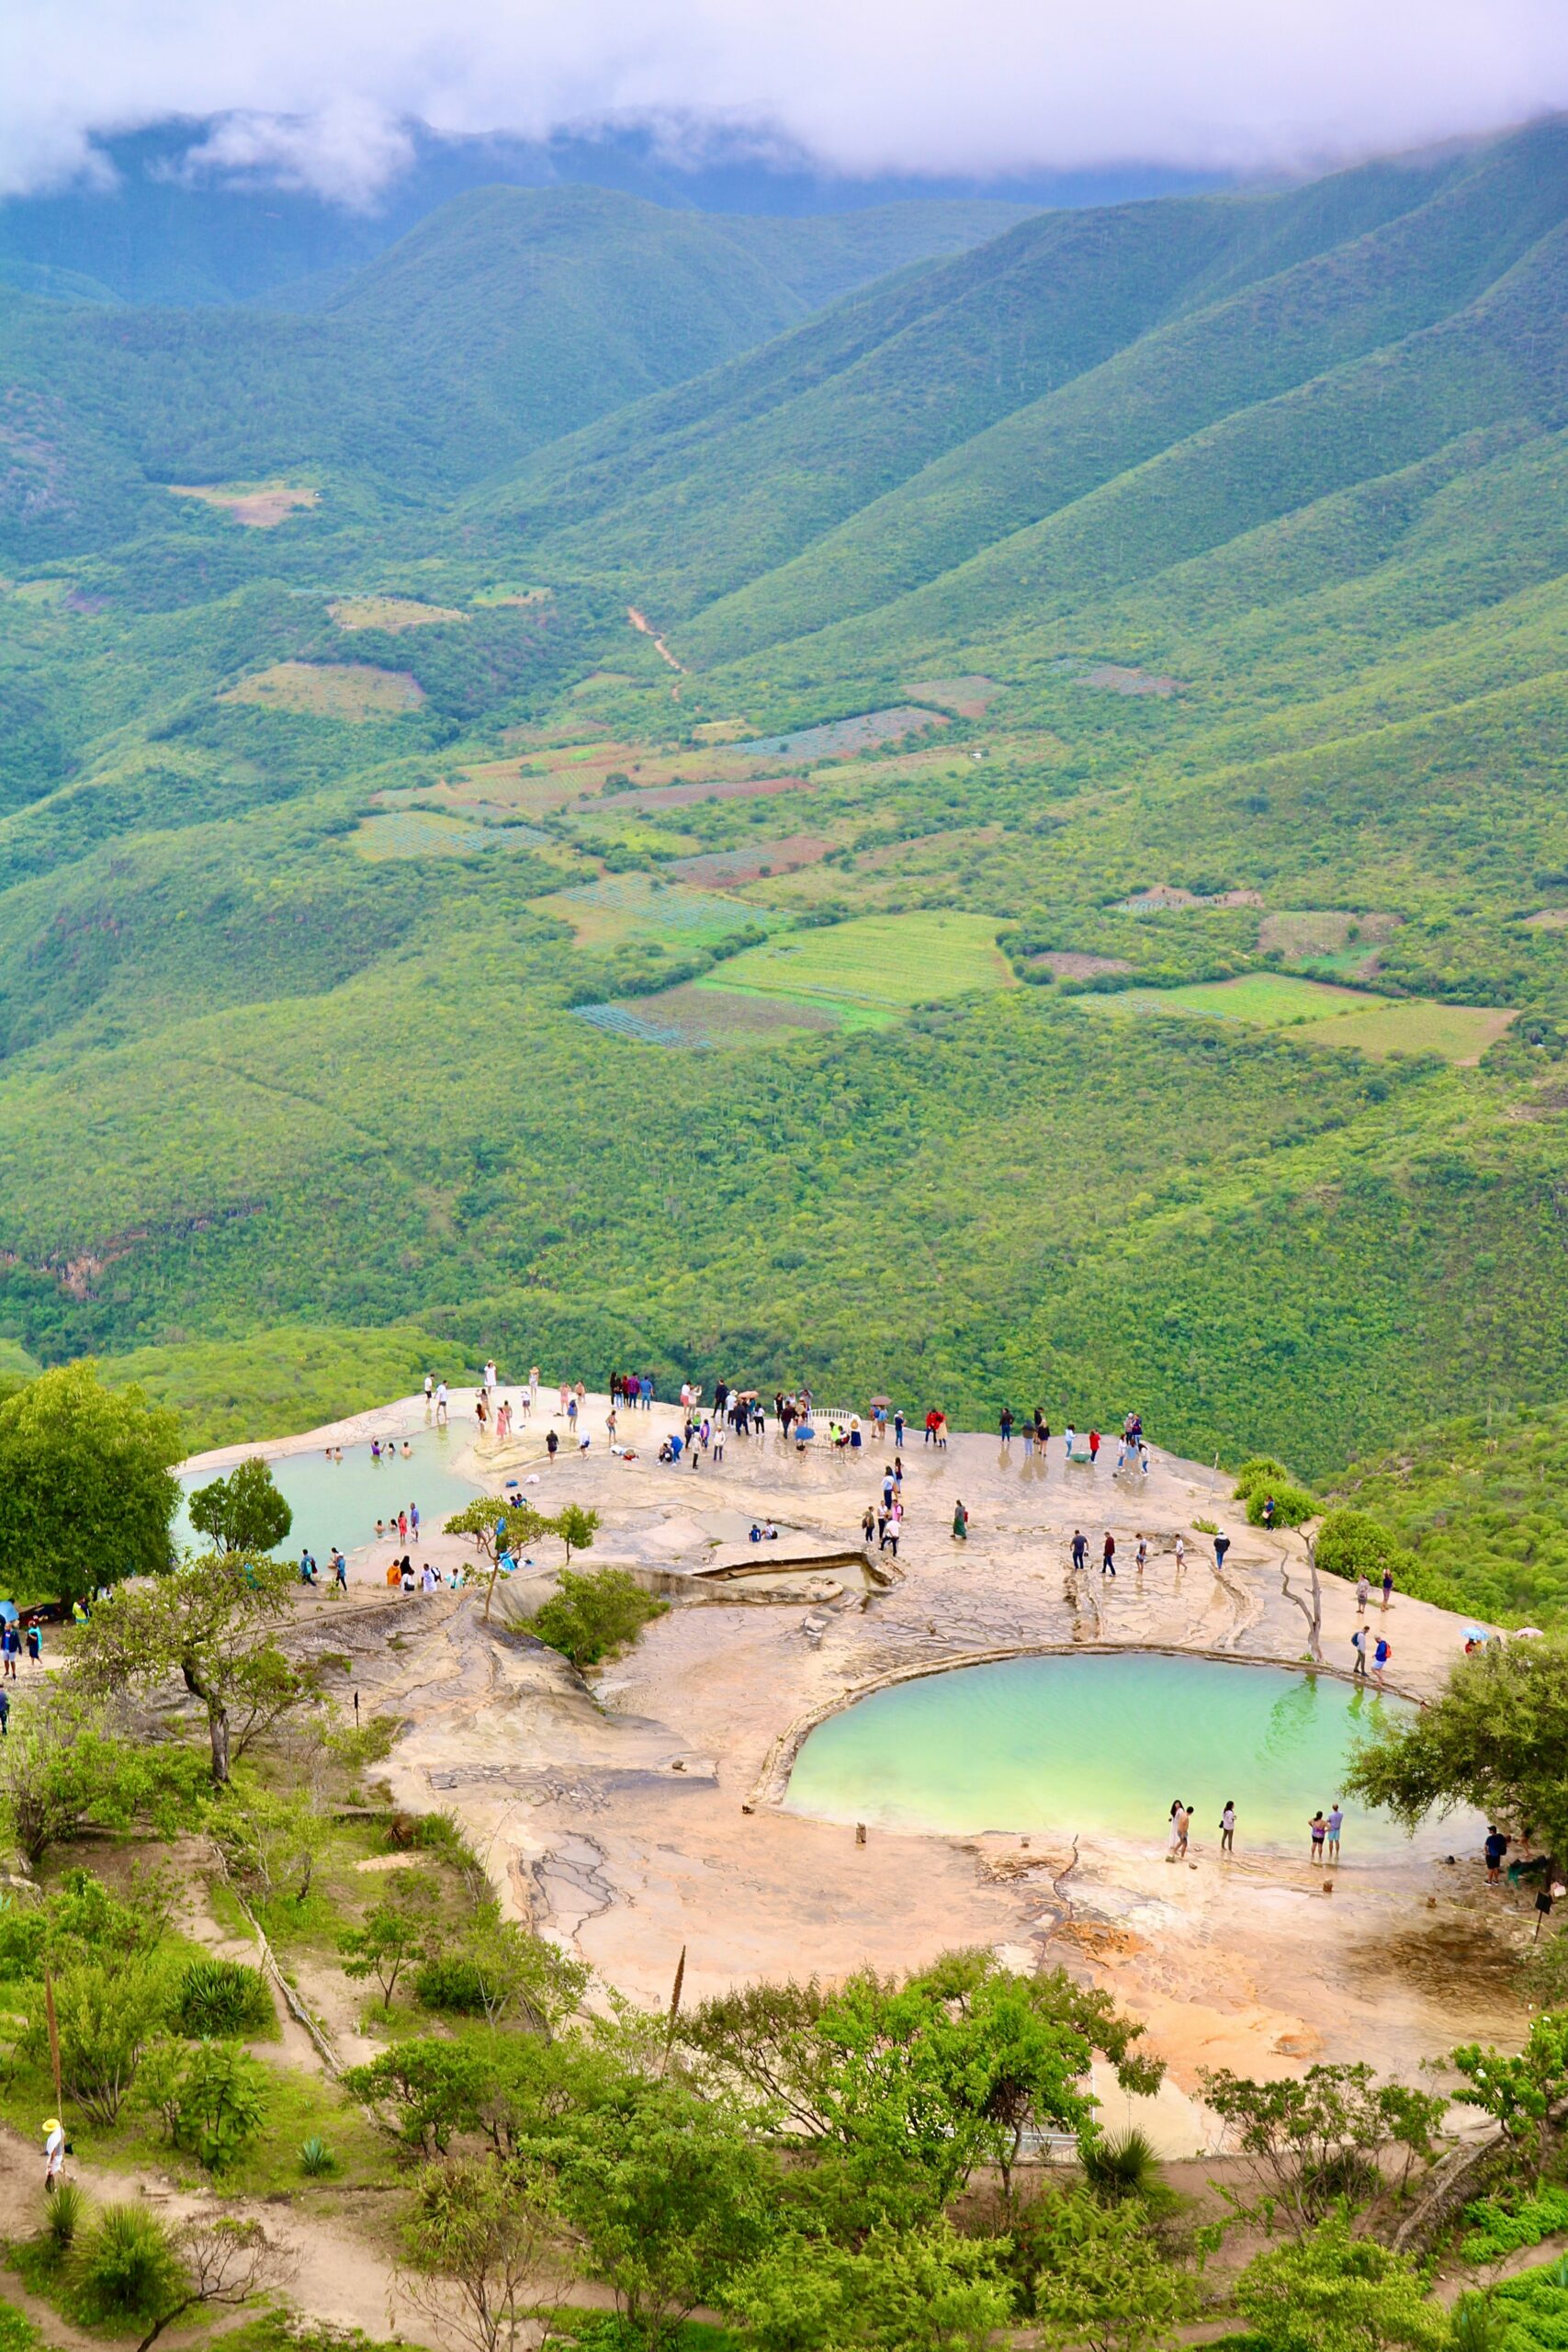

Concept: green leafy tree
[[187, 1459, 292, 1555], [347, 2032, 612, 2157], [728, 2222, 1015, 2352], [393, 2154, 565, 2352], [553, 1505, 600, 1566], [73, 1555, 313, 1783], [0, 1692, 206, 1867], [684, 1953, 1157, 2223], [528, 1567, 668, 1668], [1201, 2064, 1447, 2234], [549, 2075, 772, 2352], [209, 1784, 329, 1906], [338, 1870, 439, 2010], [1345, 1636, 1568, 1864], [26, 1958, 169, 2124], [412, 1912, 589, 2032], [0, 1363, 181, 1607], [1233, 2215, 1449, 2352], [1450, 2013, 1568, 2176], [1029, 2190, 1201, 2352]]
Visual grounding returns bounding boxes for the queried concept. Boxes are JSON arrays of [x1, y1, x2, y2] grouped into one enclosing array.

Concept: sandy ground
[[186, 1386, 1539, 2160]]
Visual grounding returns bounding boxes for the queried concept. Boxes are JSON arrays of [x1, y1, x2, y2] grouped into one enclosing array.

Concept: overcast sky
[[4, 0, 1566, 205]]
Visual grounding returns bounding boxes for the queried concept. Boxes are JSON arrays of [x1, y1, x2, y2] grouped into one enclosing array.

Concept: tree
[[0, 1690, 206, 1867], [73, 1555, 313, 1783], [445, 1497, 549, 1624], [1201, 2064, 1447, 2235], [187, 1459, 292, 1555], [1345, 1637, 1568, 1865], [394, 2154, 565, 2352], [1029, 2191, 1200, 2352], [1233, 2215, 1449, 2352], [27, 1958, 169, 2124], [728, 2223, 1015, 2352], [528, 1567, 668, 1668], [548, 2075, 772, 2352], [682, 1954, 1157, 2224], [0, 1362, 180, 1607], [133, 2214, 294, 2352], [339, 1871, 439, 2010], [1450, 2013, 1568, 2176], [413, 1912, 588, 2032], [210, 1784, 330, 1906], [553, 1506, 600, 1566]]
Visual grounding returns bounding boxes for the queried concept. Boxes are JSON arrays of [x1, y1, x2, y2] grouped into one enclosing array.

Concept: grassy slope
[[5, 128, 1568, 1514]]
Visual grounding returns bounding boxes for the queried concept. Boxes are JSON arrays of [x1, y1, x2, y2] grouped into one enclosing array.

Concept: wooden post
[[43, 1967, 62, 2116]]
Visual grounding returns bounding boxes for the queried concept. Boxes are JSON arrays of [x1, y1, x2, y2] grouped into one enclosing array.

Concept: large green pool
[[176, 1429, 481, 1562], [785, 1652, 1414, 1854]]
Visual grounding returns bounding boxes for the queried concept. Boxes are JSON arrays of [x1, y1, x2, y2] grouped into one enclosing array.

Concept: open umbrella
[[870, 1395, 892, 1409]]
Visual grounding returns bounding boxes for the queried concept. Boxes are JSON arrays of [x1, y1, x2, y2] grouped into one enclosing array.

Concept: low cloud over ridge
[[4, 0, 1567, 204]]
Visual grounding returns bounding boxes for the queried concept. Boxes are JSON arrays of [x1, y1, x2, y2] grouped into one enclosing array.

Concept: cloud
[[2, 0, 1567, 204]]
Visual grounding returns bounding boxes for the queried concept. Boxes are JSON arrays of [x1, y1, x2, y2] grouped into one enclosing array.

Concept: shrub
[[75, 2204, 184, 2323], [299, 2135, 336, 2177], [175, 1958, 274, 2039], [1245, 1482, 1317, 1529], [1460, 2187, 1568, 2264], [1078, 2125, 1164, 2205], [29, 1960, 167, 2124], [171, 2041, 270, 2172], [1233, 1457, 1294, 1501], [528, 1568, 668, 1668], [45, 2180, 86, 2254], [1315, 1510, 1415, 1584], [411, 1953, 490, 2015]]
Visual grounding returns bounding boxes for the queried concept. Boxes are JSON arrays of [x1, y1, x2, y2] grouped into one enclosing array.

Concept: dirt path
[[626, 606, 684, 672]]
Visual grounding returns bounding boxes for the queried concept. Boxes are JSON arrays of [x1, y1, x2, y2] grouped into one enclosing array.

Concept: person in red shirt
[[1089, 1430, 1101, 1463]]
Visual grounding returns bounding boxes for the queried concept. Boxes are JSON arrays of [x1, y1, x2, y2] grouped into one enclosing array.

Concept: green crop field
[[1079, 974, 1374, 1025], [709, 911, 1014, 1009]]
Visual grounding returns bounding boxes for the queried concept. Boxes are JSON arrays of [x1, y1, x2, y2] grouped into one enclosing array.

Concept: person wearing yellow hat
[[42, 2117, 65, 2192]]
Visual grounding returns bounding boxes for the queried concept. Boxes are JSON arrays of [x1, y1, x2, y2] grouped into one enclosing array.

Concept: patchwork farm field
[[1078, 975, 1517, 1062], [166, 478, 320, 526], [222, 660, 424, 718], [330, 594, 467, 631], [710, 910, 1015, 1011], [541, 873, 773, 949]]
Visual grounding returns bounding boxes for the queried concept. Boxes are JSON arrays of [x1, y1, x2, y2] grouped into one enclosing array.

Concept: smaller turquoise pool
[[786, 1652, 1416, 1854], [177, 1432, 482, 1562]]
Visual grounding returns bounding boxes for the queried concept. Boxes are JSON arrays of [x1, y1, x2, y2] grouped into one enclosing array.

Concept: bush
[[299, 2135, 336, 2177], [411, 1953, 490, 2015], [44, 2180, 85, 2254], [171, 2041, 270, 2172], [1461, 2187, 1568, 2264], [175, 1958, 274, 2039], [1244, 1482, 1317, 1528], [29, 1960, 167, 2124], [1315, 1510, 1414, 1584], [75, 2204, 184, 2323], [1078, 2125, 1165, 2205], [1233, 1457, 1294, 1500], [528, 1567, 668, 1668]]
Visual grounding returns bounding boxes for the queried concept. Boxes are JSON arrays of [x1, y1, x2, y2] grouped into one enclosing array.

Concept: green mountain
[[6, 121, 1568, 1576], [0, 185, 1033, 560]]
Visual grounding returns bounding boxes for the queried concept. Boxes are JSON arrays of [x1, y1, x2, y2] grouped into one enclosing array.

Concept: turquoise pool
[[785, 1651, 1416, 1853], [177, 1430, 482, 1561]]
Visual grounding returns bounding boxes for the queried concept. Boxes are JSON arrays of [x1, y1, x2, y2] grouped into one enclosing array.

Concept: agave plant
[[299, 2134, 336, 2177]]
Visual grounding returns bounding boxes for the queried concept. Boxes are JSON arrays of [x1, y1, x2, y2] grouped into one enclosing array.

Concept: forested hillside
[[3, 123, 1568, 1539]]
